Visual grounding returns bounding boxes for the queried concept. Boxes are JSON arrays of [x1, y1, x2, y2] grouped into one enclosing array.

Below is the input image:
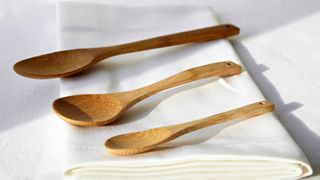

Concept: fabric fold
[[58, 1, 312, 179]]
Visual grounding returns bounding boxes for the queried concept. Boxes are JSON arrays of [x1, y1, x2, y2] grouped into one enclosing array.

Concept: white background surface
[[1, 0, 320, 179]]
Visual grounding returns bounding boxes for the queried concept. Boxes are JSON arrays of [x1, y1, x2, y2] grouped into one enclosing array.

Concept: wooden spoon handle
[[169, 101, 274, 135], [126, 61, 241, 103], [94, 24, 239, 58]]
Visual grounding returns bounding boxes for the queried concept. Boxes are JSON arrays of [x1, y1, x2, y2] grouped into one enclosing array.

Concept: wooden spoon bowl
[[14, 50, 96, 79], [53, 94, 124, 126], [106, 128, 172, 155]]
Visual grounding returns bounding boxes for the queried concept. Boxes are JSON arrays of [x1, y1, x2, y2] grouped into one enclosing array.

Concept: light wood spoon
[[53, 61, 241, 126], [105, 101, 274, 156], [14, 24, 239, 79]]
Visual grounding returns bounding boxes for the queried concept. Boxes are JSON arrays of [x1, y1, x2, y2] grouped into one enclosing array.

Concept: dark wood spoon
[[14, 24, 239, 79]]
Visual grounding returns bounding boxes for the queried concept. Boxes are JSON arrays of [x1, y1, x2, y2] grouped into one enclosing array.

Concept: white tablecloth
[[1, 0, 320, 179]]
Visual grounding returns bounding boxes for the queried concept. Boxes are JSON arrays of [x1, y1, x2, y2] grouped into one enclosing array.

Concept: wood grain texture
[[52, 61, 241, 126], [14, 24, 240, 79], [105, 101, 274, 156]]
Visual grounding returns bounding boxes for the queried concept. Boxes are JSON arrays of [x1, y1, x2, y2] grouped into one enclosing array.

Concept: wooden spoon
[[53, 61, 241, 126], [14, 24, 239, 79], [105, 101, 274, 156]]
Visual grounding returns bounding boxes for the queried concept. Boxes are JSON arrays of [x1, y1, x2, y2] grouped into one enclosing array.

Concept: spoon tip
[[13, 61, 39, 79], [52, 97, 99, 126]]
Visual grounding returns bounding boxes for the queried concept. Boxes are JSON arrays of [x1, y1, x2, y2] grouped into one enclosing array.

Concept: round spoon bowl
[[105, 128, 173, 155], [53, 94, 124, 126], [14, 50, 96, 79]]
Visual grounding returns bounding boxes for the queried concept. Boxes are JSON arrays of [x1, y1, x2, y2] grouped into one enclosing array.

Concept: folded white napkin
[[58, 1, 312, 179]]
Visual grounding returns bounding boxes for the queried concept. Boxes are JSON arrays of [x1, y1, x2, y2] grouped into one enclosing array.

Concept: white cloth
[[58, 1, 312, 179], [228, 10, 320, 176]]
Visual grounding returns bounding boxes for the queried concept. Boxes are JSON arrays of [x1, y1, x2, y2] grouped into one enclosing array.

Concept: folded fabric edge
[[63, 155, 312, 179]]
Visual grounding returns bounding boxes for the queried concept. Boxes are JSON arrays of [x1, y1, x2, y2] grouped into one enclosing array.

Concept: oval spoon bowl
[[53, 94, 124, 126], [14, 49, 96, 79], [105, 128, 173, 155]]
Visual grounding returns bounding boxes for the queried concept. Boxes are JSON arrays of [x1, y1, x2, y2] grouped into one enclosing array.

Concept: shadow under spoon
[[105, 101, 274, 156], [52, 61, 241, 126], [13, 24, 239, 79]]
